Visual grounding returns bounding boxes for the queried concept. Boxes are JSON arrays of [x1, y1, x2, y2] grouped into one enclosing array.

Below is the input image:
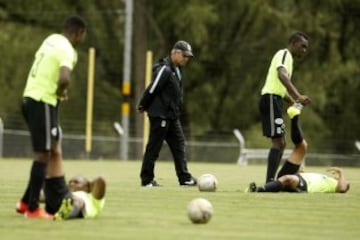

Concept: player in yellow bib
[[299, 172, 339, 193], [43, 175, 106, 220], [71, 191, 105, 219], [23, 33, 78, 105], [248, 167, 349, 193], [248, 103, 350, 194], [259, 32, 312, 184], [17, 15, 87, 219]]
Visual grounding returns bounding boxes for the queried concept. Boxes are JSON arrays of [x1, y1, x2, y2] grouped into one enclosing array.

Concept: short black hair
[[288, 31, 309, 44], [64, 15, 87, 33]]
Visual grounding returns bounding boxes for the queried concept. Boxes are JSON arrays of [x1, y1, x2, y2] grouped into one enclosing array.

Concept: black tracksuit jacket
[[138, 57, 183, 119]]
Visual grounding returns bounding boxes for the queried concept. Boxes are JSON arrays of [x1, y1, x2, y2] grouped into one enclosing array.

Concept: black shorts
[[259, 94, 285, 138], [44, 177, 71, 214], [22, 97, 61, 152], [294, 173, 308, 192]]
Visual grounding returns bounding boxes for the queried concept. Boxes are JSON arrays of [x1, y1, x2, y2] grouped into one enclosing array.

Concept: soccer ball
[[197, 173, 218, 192], [187, 198, 214, 224]]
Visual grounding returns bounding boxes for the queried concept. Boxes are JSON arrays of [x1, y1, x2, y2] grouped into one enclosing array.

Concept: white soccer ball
[[197, 173, 218, 192], [187, 198, 214, 224]]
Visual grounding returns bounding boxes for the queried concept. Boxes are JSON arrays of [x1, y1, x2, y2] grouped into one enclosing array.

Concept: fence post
[[113, 122, 124, 159], [233, 129, 247, 166], [355, 140, 360, 152], [0, 118, 3, 158]]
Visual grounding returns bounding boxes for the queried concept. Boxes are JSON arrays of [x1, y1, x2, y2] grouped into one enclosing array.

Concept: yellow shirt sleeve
[[261, 49, 293, 97]]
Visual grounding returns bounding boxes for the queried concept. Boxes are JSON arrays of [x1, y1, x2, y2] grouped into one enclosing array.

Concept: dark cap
[[173, 40, 194, 57]]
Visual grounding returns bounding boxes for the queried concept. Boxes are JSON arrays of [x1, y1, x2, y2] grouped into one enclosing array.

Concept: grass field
[[0, 159, 359, 240]]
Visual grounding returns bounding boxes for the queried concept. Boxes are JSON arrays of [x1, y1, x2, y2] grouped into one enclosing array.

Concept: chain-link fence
[[0, 128, 239, 162], [1, 122, 359, 166]]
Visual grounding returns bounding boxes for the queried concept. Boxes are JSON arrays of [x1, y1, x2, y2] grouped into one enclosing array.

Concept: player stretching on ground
[[259, 32, 311, 184], [248, 105, 350, 193], [17, 15, 87, 218], [44, 176, 106, 220]]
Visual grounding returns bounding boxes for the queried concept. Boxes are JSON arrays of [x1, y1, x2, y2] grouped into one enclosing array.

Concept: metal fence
[[1, 123, 359, 166], [0, 126, 240, 163]]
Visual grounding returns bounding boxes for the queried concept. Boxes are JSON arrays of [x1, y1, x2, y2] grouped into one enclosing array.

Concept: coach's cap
[[173, 40, 194, 57]]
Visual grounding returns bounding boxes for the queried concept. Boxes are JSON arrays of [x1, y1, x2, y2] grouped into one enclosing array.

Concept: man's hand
[[297, 95, 311, 105], [327, 167, 349, 193], [56, 88, 68, 101], [137, 105, 145, 113], [326, 167, 343, 179]]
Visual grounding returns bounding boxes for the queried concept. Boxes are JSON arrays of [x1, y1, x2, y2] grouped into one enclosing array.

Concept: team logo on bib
[[161, 120, 167, 127], [274, 118, 285, 135], [274, 118, 284, 125], [51, 127, 58, 137]]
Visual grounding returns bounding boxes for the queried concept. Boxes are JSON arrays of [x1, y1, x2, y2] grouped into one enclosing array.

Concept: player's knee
[[298, 139, 308, 152], [35, 151, 51, 162], [302, 140, 308, 151], [92, 177, 106, 199], [272, 138, 286, 150], [95, 176, 106, 186], [279, 175, 294, 185]]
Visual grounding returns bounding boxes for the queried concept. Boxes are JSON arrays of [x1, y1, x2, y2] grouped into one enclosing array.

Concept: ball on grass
[[187, 198, 213, 224], [197, 173, 218, 192]]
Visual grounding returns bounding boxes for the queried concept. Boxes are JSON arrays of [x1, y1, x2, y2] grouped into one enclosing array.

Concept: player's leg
[[18, 152, 49, 213], [18, 98, 53, 218], [44, 175, 70, 214], [47, 127, 64, 178], [43, 104, 71, 217], [277, 104, 307, 178], [44, 140, 69, 215], [267, 137, 286, 182], [289, 103, 304, 145], [259, 94, 286, 183], [165, 119, 196, 186], [248, 174, 300, 192], [140, 117, 167, 186]]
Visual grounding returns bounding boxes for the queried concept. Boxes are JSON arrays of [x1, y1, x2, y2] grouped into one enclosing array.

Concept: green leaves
[[0, 0, 359, 153]]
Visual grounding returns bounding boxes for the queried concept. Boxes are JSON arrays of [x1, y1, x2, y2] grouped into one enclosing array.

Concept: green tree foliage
[[0, 0, 359, 153], [0, 0, 123, 134], [147, 0, 360, 152]]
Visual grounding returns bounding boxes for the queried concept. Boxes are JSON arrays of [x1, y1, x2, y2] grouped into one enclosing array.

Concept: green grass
[[0, 159, 359, 240]]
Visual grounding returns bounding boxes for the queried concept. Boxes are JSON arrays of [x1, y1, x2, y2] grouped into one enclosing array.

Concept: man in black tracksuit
[[137, 40, 197, 187]]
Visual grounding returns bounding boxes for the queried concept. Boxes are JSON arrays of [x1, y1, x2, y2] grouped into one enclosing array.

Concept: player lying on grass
[[46, 176, 106, 220], [247, 104, 350, 193], [17, 175, 106, 220]]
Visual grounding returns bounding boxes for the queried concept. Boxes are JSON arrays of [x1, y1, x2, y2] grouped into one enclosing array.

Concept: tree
[[1, 0, 359, 156]]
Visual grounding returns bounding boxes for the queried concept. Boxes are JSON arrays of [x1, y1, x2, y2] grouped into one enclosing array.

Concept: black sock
[[277, 160, 301, 178], [291, 116, 303, 145], [258, 180, 283, 192], [266, 148, 282, 183], [44, 176, 69, 214], [21, 184, 30, 204], [27, 161, 47, 211]]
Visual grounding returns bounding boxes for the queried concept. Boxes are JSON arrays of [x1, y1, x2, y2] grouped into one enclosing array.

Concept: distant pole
[[85, 47, 96, 159], [356, 140, 360, 152], [142, 51, 153, 153], [0, 118, 3, 158], [113, 121, 124, 158], [120, 0, 133, 160]]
